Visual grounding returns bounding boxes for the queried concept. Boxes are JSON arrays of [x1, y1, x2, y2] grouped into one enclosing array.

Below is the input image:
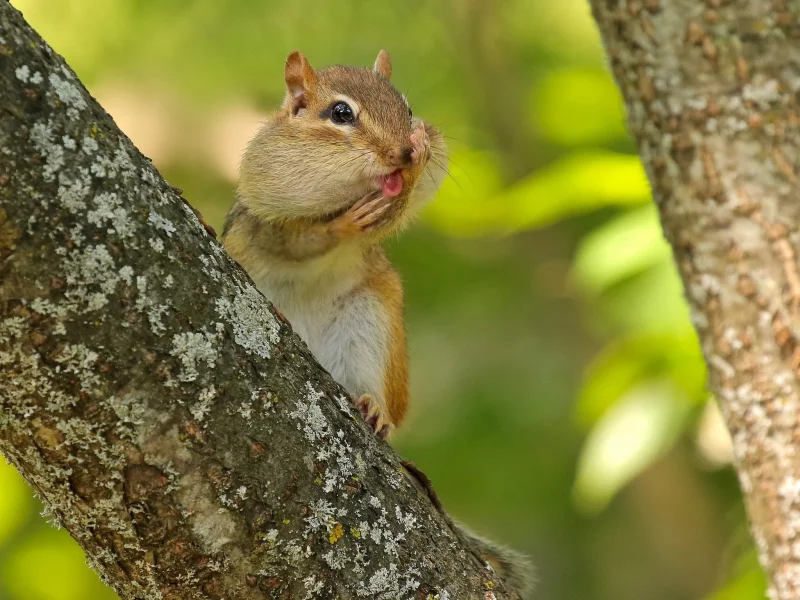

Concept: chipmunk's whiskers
[[430, 155, 464, 193], [317, 150, 371, 187]]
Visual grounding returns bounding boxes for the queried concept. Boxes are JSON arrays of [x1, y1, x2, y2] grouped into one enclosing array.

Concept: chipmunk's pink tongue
[[380, 170, 403, 197]]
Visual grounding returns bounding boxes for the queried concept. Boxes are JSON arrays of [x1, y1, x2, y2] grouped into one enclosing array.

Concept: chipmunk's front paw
[[332, 191, 391, 236], [353, 393, 393, 439]]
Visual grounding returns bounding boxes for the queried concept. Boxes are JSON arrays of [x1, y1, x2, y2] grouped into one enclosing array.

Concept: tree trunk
[[590, 1, 800, 598], [0, 3, 517, 599]]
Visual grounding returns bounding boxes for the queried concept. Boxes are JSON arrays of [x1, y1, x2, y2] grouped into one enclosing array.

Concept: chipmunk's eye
[[408, 107, 413, 119], [331, 102, 355, 125]]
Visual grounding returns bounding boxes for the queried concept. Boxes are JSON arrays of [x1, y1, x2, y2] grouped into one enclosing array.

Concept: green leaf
[[425, 150, 651, 237], [1, 528, 119, 600], [582, 257, 691, 334], [531, 67, 629, 146], [573, 205, 672, 294], [422, 149, 505, 236], [572, 380, 691, 515], [705, 550, 767, 600], [0, 460, 31, 548], [496, 151, 651, 230], [503, 0, 606, 62], [576, 331, 707, 427]]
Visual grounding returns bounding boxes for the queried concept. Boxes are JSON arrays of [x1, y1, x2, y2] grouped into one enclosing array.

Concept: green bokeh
[[1, 0, 764, 599], [0, 460, 31, 546]]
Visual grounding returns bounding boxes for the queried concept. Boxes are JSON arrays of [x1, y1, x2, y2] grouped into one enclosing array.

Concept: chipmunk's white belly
[[249, 252, 389, 406]]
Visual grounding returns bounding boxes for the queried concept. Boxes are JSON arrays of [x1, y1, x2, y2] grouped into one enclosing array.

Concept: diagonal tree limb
[[0, 2, 518, 598]]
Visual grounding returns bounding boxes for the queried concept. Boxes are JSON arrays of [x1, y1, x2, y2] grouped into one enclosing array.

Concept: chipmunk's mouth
[[378, 170, 403, 198], [327, 169, 404, 222]]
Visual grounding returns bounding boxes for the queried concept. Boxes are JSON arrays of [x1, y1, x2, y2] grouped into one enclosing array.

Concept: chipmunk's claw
[[331, 191, 392, 237], [353, 393, 393, 438], [347, 192, 392, 232]]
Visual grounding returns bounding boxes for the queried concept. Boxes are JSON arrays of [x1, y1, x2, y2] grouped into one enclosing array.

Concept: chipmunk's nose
[[388, 146, 414, 167]]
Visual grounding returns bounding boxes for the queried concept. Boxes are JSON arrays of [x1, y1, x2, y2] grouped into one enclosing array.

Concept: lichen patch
[[170, 332, 218, 383], [215, 284, 280, 359]]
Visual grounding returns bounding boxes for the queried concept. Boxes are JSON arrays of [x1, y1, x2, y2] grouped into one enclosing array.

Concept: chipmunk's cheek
[[379, 170, 403, 197]]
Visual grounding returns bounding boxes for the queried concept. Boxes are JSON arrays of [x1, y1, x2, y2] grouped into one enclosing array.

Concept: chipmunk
[[222, 50, 533, 597], [223, 49, 444, 437]]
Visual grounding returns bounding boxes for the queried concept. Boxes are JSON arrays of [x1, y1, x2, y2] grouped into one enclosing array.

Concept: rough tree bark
[[0, 3, 517, 599], [590, 1, 800, 598]]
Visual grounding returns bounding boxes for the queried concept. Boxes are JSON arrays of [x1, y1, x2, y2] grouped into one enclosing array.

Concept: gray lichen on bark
[[590, 1, 800, 598], [0, 2, 517, 599]]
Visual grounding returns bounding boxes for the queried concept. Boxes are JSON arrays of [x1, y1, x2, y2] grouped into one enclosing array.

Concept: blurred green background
[[0, 1, 765, 599]]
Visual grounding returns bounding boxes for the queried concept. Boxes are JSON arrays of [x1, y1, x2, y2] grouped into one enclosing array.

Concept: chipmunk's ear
[[284, 51, 318, 115], [374, 49, 392, 80]]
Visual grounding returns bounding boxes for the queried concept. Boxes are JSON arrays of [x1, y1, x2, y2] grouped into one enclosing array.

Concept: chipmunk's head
[[239, 50, 447, 221]]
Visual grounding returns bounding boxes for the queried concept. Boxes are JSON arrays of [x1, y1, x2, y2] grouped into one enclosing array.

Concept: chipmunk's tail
[[399, 461, 535, 597], [454, 521, 536, 598]]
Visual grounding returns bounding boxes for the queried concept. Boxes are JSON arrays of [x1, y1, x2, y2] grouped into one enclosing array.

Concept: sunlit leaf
[[0, 461, 32, 548], [1, 528, 119, 600], [496, 151, 650, 230], [573, 380, 691, 515], [577, 340, 651, 428], [532, 67, 629, 146], [12, 0, 134, 82], [426, 150, 650, 237], [504, 0, 606, 62], [695, 399, 733, 467], [590, 258, 692, 334], [422, 149, 505, 236], [577, 331, 707, 427], [573, 205, 671, 294], [705, 550, 767, 600]]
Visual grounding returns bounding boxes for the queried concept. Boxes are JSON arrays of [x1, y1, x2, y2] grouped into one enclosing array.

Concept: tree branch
[[0, 3, 516, 598], [590, 1, 800, 598]]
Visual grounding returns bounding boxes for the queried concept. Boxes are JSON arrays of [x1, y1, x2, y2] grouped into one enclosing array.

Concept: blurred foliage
[[1, 0, 765, 599]]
